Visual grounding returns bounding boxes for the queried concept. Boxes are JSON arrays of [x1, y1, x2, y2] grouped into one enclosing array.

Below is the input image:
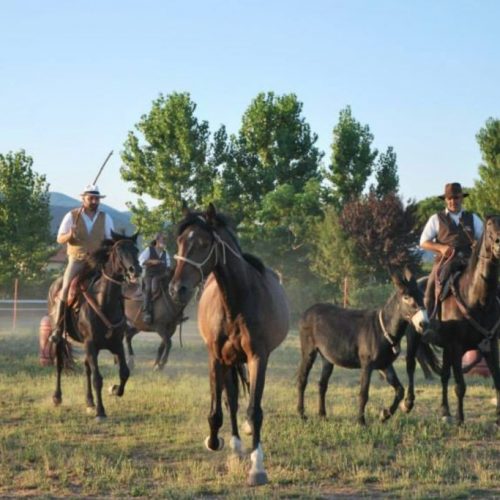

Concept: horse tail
[[235, 364, 249, 396], [60, 338, 76, 371], [416, 342, 442, 377]]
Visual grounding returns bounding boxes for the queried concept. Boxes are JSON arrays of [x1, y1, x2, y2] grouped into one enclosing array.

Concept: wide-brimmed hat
[[438, 182, 469, 200], [80, 184, 106, 198]]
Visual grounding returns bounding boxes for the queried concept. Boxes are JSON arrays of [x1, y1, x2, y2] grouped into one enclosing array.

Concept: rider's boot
[[49, 300, 66, 344], [142, 295, 152, 323]]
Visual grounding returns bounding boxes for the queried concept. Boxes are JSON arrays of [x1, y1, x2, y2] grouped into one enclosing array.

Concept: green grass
[[1, 322, 500, 498]]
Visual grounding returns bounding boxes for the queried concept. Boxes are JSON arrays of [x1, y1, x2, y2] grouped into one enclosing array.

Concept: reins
[[377, 310, 400, 355]]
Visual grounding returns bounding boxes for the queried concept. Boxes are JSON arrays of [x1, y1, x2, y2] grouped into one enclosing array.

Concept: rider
[[139, 232, 172, 323], [49, 184, 115, 343], [419, 182, 483, 340]]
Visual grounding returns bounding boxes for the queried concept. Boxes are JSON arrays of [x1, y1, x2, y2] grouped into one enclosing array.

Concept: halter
[[174, 229, 243, 283], [378, 310, 400, 355]]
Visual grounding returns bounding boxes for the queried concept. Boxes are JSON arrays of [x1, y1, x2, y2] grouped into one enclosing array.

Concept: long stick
[[73, 150, 114, 226]]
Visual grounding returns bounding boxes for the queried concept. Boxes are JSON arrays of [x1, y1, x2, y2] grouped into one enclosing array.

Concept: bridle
[[174, 226, 243, 283], [103, 239, 139, 285]]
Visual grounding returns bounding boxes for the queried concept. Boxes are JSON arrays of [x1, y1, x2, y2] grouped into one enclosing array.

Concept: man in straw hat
[[419, 182, 483, 341], [49, 184, 115, 343]]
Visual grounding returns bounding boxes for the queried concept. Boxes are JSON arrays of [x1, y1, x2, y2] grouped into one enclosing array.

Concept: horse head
[[483, 215, 500, 260], [391, 267, 429, 333], [169, 203, 229, 305], [108, 230, 142, 284]]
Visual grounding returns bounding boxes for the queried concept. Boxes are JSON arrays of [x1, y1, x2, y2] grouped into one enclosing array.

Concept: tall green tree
[[120, 92, 215, 237], [221, 92, 323, 225], [373, 146, 399, 197], [326, 106, 378, 210], [0, 151, 52, 286], [468, 117, 500, 216]]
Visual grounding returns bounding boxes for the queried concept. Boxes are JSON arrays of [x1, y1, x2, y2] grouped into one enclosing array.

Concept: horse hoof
[[204, 436, 224, 451], [247, 471, 268, 486], [52, 396, 62, 406], [441, 415, 452, 424], [95, 415, 107, 423], [153, 364, 160, 372], [379, 408, 391, 422], [86, 406, 96, 415], [400, 400, 413, 413], [229, 436, 243, 457], [243, 420, 252, 435], [109, 385, 122, 396]]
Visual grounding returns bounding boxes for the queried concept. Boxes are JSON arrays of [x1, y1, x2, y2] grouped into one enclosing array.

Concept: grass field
[[1, 316, 500, 498]]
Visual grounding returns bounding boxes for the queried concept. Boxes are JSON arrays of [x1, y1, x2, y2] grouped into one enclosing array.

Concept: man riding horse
[[138, 232, 172, 323], [419, 182, 483, 342], [49, 184, 115, 344]]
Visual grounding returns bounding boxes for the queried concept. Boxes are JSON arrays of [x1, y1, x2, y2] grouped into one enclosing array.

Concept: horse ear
[[131, 231, 139, 243], [206, 203, 217, 224], [111, 229, 121, 241], [181, 200, 191, 218]]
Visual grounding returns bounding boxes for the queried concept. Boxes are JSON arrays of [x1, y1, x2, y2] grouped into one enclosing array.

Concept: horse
[[297, 268, 429, 425], [409, 215, 500, 425], [47, 232, 142, 421], [169, 204, 290, 486], [122, 271, 187, 371]]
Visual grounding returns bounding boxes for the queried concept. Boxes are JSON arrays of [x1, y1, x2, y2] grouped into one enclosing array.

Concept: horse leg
[[318, 355, 334, 418], [246, 354, 269, 486], [84, 341, 106, 420], [155, 330, 173, 370], [205, 357, 225, 452], [296, 345, 317, 419], [124, 326, 137, 371], [440, 349, 452, 421], [481, 340, 500, 425], [84, 359, 96, 412], [450, 347, 466, 425], [109, 340, 130, 397], [380, 364, 404, 422], [52, 341, 64, 406], [358, 365, 373, 426], [224, 366, 242, 457], [403, 327, 419, 413]]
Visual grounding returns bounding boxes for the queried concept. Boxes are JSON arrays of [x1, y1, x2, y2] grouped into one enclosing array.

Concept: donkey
[[297, 269, 428, 425]]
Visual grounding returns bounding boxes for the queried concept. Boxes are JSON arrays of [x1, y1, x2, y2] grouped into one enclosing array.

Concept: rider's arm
[[57, 212, 77, 245], [419, 213, 452, 257]]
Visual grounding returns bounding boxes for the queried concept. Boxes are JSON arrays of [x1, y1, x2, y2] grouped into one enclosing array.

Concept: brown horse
[[413, 215, 500, 424], [48, 232, 142, 420], [169, 204, 290, 486], [122, 272, 187, 371]]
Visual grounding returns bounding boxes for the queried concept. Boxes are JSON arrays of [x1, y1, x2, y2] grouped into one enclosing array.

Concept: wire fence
[[0, 299, 48, 331]]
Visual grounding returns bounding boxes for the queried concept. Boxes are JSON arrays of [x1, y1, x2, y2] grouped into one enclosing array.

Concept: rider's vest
[[67, 208, 106, 261], [144, 245, 168, 277], [435, 210, 474, 260]]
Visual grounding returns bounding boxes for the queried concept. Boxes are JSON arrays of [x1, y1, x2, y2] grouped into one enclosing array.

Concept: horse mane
[[242, 253, 266, 274], [464, 230, 483, 276]]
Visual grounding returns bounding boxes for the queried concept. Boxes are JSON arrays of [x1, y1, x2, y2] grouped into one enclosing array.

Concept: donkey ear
[[111, 229, 121, 241], [131, 231, 139, 244], [391, 272, 405, 292], [181, 200, 191, 218], [403, 265, 414, 283], [206, 203, 217, 224]]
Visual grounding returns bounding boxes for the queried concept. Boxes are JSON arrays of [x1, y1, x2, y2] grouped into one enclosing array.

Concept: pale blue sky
[[1, 0, 499, 211]]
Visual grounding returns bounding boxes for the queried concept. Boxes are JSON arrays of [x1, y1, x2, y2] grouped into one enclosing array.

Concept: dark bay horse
[[48, 232, 142, 420], [169, 204, 290, 486], [411, 215, 500, 425], [122, 272, 187, 370], [297, 269, 429, 425]]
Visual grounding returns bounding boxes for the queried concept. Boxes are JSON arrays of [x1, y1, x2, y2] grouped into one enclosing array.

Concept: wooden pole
[[343, 276, 349, 308], [12, 278, 18, 330]]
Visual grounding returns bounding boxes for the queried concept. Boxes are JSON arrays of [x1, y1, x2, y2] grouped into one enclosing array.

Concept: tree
[[325, 106, 378, 210], [120, 92, 215, 234], [221, 92, 323, 226], [467, 117, 500, 216], [0, 151, 52, 286], [373, 146, 399, 197], [340, 192, 420, 280]]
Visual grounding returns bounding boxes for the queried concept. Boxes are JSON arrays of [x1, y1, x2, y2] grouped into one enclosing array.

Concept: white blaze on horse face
[[411, 309, 429, 333], [249, 444, 265, 475]]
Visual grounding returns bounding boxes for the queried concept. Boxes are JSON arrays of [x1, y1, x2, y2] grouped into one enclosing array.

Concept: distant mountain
[[49, 192, 135, 236]]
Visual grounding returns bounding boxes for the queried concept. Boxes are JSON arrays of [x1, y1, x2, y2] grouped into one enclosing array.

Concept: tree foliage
[[120, 92, 215, 232], [340, 192, 420, 280], [325, 106, 378, 210], [467, 117, 500, 216], [0, 151, 52, 285], [373, 146, 399, 198]]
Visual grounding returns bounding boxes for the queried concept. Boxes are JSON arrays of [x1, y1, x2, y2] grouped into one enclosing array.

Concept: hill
[[49, 192, 135, 236]]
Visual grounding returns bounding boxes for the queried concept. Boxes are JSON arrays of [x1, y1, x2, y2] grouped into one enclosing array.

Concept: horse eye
[[402, 294, 412, 303]]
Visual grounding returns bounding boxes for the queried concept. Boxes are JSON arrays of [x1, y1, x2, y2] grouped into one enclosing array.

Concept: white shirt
[[139, 246, 171, 268], [419, 209, 483, 246], [58, 208, 114, 239]]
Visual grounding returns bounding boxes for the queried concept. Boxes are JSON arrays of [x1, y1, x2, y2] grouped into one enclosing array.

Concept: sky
[[1, 0, 499, 211]]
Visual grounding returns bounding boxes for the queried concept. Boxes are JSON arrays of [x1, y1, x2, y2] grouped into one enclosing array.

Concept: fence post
[[343, 276, 349, 308], [12, 278, 19, 330]]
